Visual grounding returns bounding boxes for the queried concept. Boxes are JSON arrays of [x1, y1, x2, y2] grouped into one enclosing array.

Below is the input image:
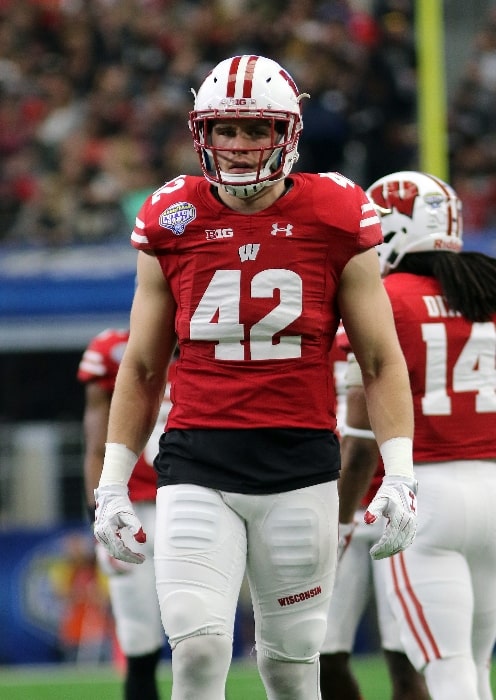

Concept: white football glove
[[95, 541, 135, 576], [337, 521, 357, 562], [364, 476, 417, 560], [94, 484, 146, 564]]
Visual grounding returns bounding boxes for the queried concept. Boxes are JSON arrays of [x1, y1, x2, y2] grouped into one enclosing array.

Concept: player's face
[[210, 119, 274, 174]]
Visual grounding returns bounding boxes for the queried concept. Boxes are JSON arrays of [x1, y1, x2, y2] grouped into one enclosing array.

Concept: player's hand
[[94, 484, 146, 564], [364, 476, 417, 560], [95, 541, 135, 576], [337, 521, 357, 562]]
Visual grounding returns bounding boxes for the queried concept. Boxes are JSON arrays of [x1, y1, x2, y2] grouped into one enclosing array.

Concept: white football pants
[[154, 482, 339, 699]]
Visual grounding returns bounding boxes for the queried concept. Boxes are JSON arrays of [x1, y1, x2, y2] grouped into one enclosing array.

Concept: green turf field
[[0, 656, 494, 699], [0, 657, 382, 700]]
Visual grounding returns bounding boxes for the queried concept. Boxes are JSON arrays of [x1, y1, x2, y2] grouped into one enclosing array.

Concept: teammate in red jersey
[[78, 328, 173, 700], [339, 170, 496, 700], [321, 332, 429, 700], [93, 56, 417, 700]]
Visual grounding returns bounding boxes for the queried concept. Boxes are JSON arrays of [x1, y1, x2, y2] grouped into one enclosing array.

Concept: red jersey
[[132, 172, 383, 431], [384, 273, 496, 462], [78, 329, 171, 502]]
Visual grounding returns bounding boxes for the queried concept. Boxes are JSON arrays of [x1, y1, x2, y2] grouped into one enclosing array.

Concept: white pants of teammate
[[383, 461, 496, 700], [320, 513, 401, 654], [107, 501, 165, 656]]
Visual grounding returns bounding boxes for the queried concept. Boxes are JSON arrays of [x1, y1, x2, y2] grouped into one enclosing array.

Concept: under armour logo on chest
[[271, 223, 293, 236]]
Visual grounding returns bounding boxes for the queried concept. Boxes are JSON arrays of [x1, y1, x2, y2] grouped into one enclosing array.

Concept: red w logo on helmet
[[369, 180, 419, 219]]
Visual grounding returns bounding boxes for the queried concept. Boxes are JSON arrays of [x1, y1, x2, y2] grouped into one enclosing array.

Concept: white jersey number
[[421, 321, 496, 415], [190, 269, 302, 360], [151, 176, 186, 203]]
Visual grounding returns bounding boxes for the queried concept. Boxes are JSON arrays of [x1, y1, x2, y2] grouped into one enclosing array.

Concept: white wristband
[[99, 443, 138, 487], [379, 437, 414, 478]]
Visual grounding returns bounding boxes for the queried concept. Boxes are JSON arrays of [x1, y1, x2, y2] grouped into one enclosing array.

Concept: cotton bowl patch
[[159, 201, 196, 235]]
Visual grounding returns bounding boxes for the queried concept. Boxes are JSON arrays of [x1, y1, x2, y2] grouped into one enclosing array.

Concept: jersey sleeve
[[354, 183, 384, 249], [77, 329, 128, 392], [309, 172, 383, 259], [131, 175, 200, 251]]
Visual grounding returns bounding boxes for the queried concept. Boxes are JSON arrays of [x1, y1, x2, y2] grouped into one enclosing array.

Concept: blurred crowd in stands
[[448, 4, 496, 234], [0, 0, 494, 248]]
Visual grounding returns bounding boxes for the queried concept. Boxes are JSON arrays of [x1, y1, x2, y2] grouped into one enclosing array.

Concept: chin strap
[[221, 176, 279, 199]]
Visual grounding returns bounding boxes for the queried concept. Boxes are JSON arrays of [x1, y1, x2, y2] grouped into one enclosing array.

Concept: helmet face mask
[[189, 55, 307, 198], [366, 171, 463, 275]]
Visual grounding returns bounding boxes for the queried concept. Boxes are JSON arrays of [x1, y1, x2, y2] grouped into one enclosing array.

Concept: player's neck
[[214, 179, 288, 213]]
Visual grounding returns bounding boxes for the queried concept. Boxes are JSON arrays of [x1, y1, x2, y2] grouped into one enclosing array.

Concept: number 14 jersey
[[384, 272, 496, 462]]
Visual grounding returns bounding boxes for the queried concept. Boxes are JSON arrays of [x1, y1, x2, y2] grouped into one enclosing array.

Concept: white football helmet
[[366, 171, 463, 275], [189, 55, 308, 198]]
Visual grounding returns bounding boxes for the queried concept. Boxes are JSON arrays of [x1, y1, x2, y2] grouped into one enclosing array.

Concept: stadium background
[[0, 0, 495, 688]]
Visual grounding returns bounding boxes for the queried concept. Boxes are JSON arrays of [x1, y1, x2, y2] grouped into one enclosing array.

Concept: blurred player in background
[[321, 333, 429, 700], [78, 328, 173, 700], [321, 329, 428, 700], [339, 170, 496, 700], [92, 55, 417, 700]]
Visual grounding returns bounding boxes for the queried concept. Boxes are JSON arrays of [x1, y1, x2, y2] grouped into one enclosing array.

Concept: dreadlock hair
[[393, 251, 496, 322]]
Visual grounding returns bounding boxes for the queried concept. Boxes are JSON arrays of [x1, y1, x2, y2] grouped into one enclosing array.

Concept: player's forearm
[[97, 367, 165, 488], [362, 361, 413, 446], [362, 361, 414, 480], [338, 436, 379, 522], [106, 366, 165, 457]]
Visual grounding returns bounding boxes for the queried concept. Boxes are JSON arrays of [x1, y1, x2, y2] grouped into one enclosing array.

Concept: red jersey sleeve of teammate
[[77, 329, 129, 393], [78, 329, 160, 502]]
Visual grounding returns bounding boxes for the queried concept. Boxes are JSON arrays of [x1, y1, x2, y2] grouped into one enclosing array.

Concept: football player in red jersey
[[338, 170, 496, 700], [93, 56, 417, 700], [78, 329, 173, 700]]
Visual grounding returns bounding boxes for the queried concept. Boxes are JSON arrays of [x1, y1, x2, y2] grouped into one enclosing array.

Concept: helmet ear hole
[[388, 250, 399, 267]]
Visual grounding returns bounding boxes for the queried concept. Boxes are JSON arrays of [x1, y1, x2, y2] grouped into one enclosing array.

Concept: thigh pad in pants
[[154, 485, 247, 649], [234, 482, 339, 662]]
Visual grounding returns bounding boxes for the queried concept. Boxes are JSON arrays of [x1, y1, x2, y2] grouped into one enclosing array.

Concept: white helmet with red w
[[366, 171, 463, 275], [189, 55, 308, 198]]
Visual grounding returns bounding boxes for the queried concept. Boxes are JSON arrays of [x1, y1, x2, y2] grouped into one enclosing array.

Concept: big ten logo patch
[[205, 227, 234, 240]]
